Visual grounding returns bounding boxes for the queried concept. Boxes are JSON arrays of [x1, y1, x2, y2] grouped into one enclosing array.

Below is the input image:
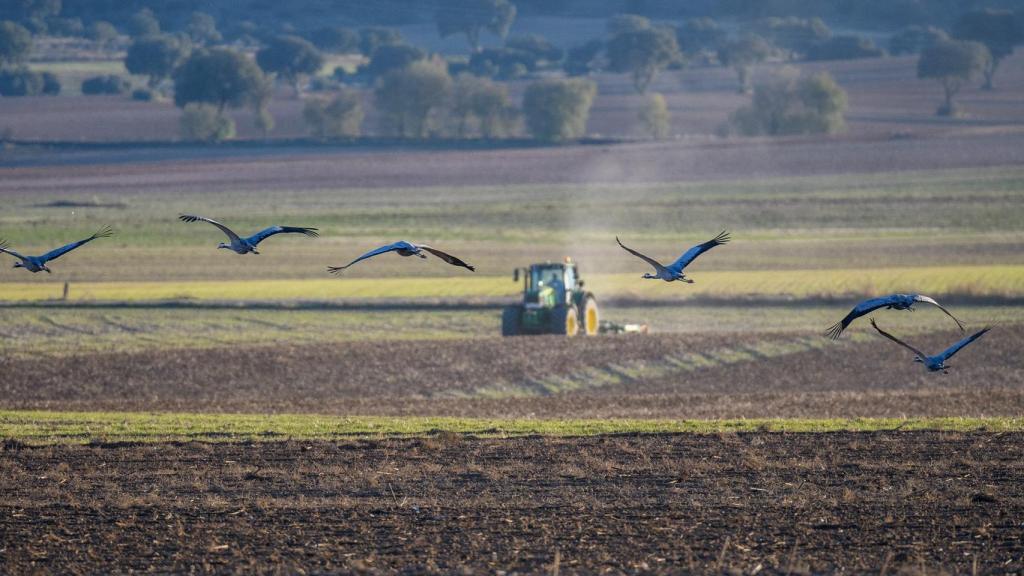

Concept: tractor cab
[[518, 262, 578, 308], [504, 258, 598, 336]]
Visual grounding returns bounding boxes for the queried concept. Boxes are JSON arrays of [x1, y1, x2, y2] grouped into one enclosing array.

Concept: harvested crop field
[[2, 432, 1022, 574], [3, 325, 1022, 419]]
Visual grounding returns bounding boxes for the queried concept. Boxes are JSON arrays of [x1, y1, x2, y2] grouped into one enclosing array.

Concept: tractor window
[[532, 267, 563, 291]]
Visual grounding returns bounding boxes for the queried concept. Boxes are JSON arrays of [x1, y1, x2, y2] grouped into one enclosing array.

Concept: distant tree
[[718, 34, 773, 94], [310, 26, 360, 53], [87, 21, 119, 46], [730, 71, 847, 136], [639, 92, 670, 139], [358, 27, 402, 57], [917, 39, 990, 116], [435, 0, 517, 51], [125, 34, 189, 88], [179, 103, 235, 142], [676, 18, 726, 55], [806, 36, 884, 61], [607, 14, 649, 36], [564, 39, 604, 76], [186, 12, 222, 45], [129, 9, 160, 38], [522, 77, 596, 142], [47, 17, 84, 37], [889, 26, 948, 56], [360, 44, 425, 79], [953, 10, 1022, 90], [0, 21, 32, 65], [256, 35, 324, 96], [607, 26, 681, 93], [505, 34, 562, 64], [468, 46, 536, 79], [174, 48, 270, 114], [81, 74, 131, 95], [303, 89, 364, 139], [752, 17, 830, 58], [450, 74, 518, 138], [374, 60, 453, 138]]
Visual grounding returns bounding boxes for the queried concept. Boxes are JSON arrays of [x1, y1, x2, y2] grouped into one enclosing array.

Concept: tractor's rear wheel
[[552, 305, 579, 336], [582, 296, 599, 336], [501, 306, 522, 336]]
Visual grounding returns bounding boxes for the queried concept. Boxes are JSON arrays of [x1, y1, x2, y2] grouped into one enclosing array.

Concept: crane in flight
[[616, 231, 730, 283], [870, 318, 990, 374], [328, 241, 475, 274], [0, 226, 114, 273], [179, 214, 318, 254], [826, 294, 963, 340]]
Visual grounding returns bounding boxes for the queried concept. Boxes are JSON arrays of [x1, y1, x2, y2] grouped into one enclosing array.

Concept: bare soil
[[1, 432, 1022, 574], [2, 326, 1021, 419]]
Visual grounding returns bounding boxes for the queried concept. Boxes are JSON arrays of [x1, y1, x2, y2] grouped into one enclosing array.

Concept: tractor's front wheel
[[502, 306, 522, 337], [581, 296, 599, 336], [552, 305, 579, 336]]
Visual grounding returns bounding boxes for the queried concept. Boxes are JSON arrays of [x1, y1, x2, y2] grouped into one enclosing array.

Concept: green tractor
[[502, 258, 600, 336]]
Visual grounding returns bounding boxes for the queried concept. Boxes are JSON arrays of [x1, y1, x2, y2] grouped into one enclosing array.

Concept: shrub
[[131, 88, 155, 101], [730, 71, 848, 136], [522, 78, 596, 142], [0, 67, 43, 96], [40, 71, 59, 95], [639, 92, 671, 139], [806, 36, 884, 61], [0, 21, 32, 65], [889, 26, 948, 56], [303, 89, 364, 139], [179, 104, 235, 142], [450, 74, 518, 138], [359, 44, 425, 79], [374, 60, 452, 138], [81, 74, 130, 95], [87, 21, 119, 45]]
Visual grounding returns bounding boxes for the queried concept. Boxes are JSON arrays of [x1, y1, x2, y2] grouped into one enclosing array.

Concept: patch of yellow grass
[[1, 265, 1021, 302]]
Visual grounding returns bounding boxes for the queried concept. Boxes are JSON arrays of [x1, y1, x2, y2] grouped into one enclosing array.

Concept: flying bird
[[616, 231, 730, 283], [179, 214, 318, 254], [328, 241, 475, 274], [826, 293, 964, 340], [870, 318, 990, 374], [0, 226, 114, 273]]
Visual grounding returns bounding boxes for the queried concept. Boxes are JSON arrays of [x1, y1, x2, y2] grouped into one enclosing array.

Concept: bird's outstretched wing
[[0, 239, 30, 263], [245, 226, 319, 247], [38, 226, 114, 263], [327, 241, 412, 274], [668, 231, 730, 273], [937, 326, 991, 363], [616, 236, 666, 273], [419, 245, 475, 272], [179, 214, 242, 244], [870, 318, 929, 359], [914, 295, 965, 332], [826, 295, 901, 340]]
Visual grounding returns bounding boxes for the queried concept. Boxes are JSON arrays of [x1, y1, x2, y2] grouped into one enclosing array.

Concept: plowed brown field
[[2, 432, 1022, 574], [3, 326, 1021, 418]]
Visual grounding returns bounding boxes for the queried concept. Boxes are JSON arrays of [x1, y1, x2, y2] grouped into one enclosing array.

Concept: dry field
[[2, 432, 1022, 574], [3, 324, 1021, 419]]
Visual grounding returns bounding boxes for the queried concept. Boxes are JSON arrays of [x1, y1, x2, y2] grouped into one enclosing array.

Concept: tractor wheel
[[552, 305, 579, 336], [501, 306, 522, 337], [581, 296, 599, 336]]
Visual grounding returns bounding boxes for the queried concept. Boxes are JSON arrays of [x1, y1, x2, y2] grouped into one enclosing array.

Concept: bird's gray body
[[616, 231, 730, 283], [827, 293, 964, 340], [0, 227, 114, 273], [179, 214, 318, 254], [870, 319, 990, 373]]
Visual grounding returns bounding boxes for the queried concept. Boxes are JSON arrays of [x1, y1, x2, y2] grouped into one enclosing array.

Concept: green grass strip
[[1, 411, 1022, 445]]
